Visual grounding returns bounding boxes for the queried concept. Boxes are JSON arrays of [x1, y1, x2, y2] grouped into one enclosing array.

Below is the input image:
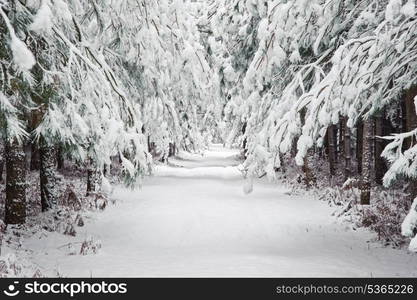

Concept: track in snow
[[25, 144, 417, 277]]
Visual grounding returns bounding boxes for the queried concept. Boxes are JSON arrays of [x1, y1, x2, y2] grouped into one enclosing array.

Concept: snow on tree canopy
[[29, 0, 53, 35], [0, 9, 35, 71]]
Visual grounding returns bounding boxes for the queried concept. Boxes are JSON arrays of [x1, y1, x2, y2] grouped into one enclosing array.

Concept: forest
[[0, 0, 417, 277]]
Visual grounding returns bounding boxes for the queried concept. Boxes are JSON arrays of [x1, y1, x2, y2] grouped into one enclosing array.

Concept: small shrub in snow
[[61, 184, 82, 211], [94, 194, 108, 210], [63, 223, 76, 237], [74, 214, 84, 227], [0, 254, 22, 277], [80, 236, 101, 255], [358, 190, 410, 247], [61, 243, 78, 256], [32, 269, 44, 278], [342, 178, 360, 190]]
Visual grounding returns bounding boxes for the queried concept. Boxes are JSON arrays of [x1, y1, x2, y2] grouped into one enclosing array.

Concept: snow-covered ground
[[15, 145, 417, 277]]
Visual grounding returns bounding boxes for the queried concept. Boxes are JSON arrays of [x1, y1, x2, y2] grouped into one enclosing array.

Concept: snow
[[410, 236, 417, 252], [0, 8, 35, 71], [401, 197, 417, 241], [29, 0, 53, 35], [401, 0, 416, 18], [385, 0, 402, 22], [8, 145, 417, 277], [10, 36, 36, 71]]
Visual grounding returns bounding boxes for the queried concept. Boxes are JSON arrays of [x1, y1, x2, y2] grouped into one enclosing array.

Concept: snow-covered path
[[27, 145, 417, 277]]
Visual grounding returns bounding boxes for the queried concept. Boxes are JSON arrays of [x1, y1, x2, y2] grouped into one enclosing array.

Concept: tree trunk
[[302, 155, 316, 188], [342, 117, 352, 181], [242, 122, 248, 158], [356, 120, 363, 175], [404, 86, 417, 143], [30, 143, 40, 171], [147, 135, 153, 153], [168, 142, 176, 157], [5, 138, 26, 224], [374, 113, 387, 185], [30, 106, 43, 170], [334, 123, 339, 160], [39, 137, 57, 211], [86, 159, 101, 196], [0, 143, 4, 182], [339, 118, 345, 160], [403, 86, 417, 200], [299, 109, 315, 186], [56, 144, 64, 170], [327, 124, 337, 177], [360, 119, 373, 205]]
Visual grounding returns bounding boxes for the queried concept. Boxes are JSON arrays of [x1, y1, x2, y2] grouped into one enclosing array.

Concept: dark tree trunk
[[39, 137, 57, 211], [30, 106, 43, 170], [56, 144, 64, 170], [360, 119, 373, 205], [356, 120, 363, 175], [0, 143, 4, 182], [374, 113, 387, 185], [147, 135, 152, 153], [302, 155, 316, 188], [403, 86, 417, 145], [168, 142, 176, 157], [30, 143, 40, 170], [403, 86, 417, 200], [327, 124, 337, 177], [86, 159, 101, 196], [339, 118, 345, 160], [5, 138, 26, 224], [342, 117, 352, 180], [323, 132, 328, 157], [334, 123, 339, 160], [242, 122, 248, 158]]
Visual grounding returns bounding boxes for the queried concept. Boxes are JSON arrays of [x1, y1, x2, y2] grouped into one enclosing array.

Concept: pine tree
[[5, 137, 26, 224], [1, 1, 35, 224], [342, 117, 352, 180], [39, 136, 57, 211], [0, 142, 4, 182], [360, 119, 373, 205], [374, 112, 386, 185], [327, 125, 337, 177]]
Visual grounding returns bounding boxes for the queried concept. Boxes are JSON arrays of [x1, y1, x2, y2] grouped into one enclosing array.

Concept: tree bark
[[242, 122, 248, 158], [299, 109, 315, 187], [302, 155, 316, 188], [5, 138, 26, 224], [0, 143, 4, 182], [30, 143, 40, 170], [168, 142, 176, 157], [86, 159, 101, 196], [39, 137, 57, 211], [339, 118, 345, 160], [403, 86, 417, 200], [374, 113, 387, 185], [56, 144, 65, 170], [360, 119, 373, 205], [30, 107, 43, 171], [327, 124, 337, 177], [404, 87, 417, 145], [334, 123, 339, 160], [342, 117, 352, 180], [356, 120, 363, 175]]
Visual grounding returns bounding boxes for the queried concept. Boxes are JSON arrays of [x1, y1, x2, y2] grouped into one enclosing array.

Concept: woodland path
[[25, 144, 417, 277]]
